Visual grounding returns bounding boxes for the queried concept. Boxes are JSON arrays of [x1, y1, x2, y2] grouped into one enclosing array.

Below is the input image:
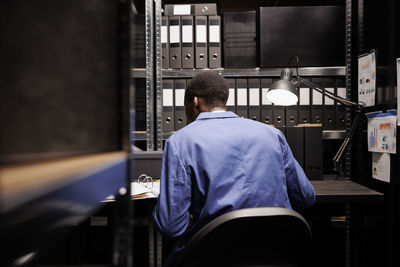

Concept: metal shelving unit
[[133, 1, 358, 267], [134, 0, 354, 153]]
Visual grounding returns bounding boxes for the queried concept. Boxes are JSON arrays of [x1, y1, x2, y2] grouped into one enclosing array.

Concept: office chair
[[173, 207, 312, 267]]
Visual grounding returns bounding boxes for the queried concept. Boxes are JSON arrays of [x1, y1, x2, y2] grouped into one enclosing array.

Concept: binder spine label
[[312, 89, 323, 105], [175, 89, 185, 106], [227, 88, 235, 106], [170, 25, 180, 44], [237, 89, 247, 106], [163, 89, 173, 106], [262, 88, 272, 105], [209, 23, 220, 43], [173, 5, 191, 15], [299, 88, 310, 105], [337, 87, 347, 100], [196, 25, 207, 43], [325, 88, 335, 105], [182, 25, 193, 43], [249, 88, 260, 106], [161, 25, 167, 43]]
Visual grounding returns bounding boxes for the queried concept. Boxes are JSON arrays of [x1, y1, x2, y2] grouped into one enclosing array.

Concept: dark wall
[[0, 0, 125, 164]]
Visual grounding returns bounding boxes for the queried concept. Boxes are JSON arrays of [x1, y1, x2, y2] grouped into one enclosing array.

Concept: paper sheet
[[372, 153, 390, 183], [102, 181, 160, 202], [131, 181, 160, 198], [366, 110, 397, 154], [397, 58, 400, 125], [358, 50, 376, 107]]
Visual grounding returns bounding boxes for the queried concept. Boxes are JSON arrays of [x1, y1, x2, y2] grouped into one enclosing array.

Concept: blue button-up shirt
[[153, 111, 315, 241]]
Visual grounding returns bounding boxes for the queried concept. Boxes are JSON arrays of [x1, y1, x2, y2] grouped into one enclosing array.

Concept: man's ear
[[193, 96, 199, 109]]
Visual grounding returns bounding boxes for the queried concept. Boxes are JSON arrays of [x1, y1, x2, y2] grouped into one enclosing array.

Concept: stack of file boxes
[[162, 3, 222, 69]]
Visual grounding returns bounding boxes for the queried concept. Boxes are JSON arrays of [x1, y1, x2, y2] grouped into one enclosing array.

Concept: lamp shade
[[267, 68, 298, 106]]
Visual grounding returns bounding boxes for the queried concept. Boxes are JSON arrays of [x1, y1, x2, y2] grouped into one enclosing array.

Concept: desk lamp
[[267, 56, 365, 173]]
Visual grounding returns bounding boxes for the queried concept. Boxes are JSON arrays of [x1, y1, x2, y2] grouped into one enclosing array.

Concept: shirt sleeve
[[153, 139, 192, 239], [278, 131, 316, 210]]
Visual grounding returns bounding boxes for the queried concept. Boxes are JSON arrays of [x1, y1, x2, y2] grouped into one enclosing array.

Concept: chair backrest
[[174, 207, 312, 267]]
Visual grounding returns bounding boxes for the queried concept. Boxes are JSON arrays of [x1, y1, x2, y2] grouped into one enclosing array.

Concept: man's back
[[154, 111, 315, 240]]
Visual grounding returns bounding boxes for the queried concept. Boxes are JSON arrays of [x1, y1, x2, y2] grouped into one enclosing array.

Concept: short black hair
[[185, 71, 229, 108]]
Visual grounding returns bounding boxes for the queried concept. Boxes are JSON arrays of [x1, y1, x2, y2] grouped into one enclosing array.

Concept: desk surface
[[131, 178, 384, 203], [311, 179, 384, 203]]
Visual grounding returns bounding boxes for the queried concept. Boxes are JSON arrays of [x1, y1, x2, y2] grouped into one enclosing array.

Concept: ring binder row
[[162, 3, 221, 69], [161, 77, 348, 132]]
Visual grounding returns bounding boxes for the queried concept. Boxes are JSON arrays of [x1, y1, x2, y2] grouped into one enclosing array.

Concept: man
[[153, 71, 315, 265]]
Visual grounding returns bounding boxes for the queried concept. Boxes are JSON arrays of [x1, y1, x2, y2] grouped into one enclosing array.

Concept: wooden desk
[[310, 178, 384, 267], [311, 179, 384, 203]]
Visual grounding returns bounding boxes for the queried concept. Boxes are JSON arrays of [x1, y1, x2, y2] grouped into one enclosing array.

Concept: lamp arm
[[297, 78, 360, 108], [332, 107, 364, 172], [296, 77, 365, 174]]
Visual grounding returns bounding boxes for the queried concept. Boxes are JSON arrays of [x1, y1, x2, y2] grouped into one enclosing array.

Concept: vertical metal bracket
[[145, 0, 155, 150], [155, 0, 163, 152], [344, 0, 352, 180]]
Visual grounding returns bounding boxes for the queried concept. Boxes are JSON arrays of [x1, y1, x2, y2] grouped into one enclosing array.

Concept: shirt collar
[[196, 111, 239, 121]]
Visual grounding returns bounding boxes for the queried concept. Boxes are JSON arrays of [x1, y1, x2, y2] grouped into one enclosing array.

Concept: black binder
[[261, 78, 273, 125], [286, 126, 304, 168], [130, 13, 145, 68], [162, 79, 174, 132], [133, 78, 146, 131], [286, 90, 298, 127], [236, 78, 248, 118], [304, 126, 323, 180], [195, 16, 208, 69], [161, 16, 169, 69], [208, 15, 221, 69], [223, 11, 257, 68], [248, 78, 261, 121], [169, 16, 181, 69], [298, 80, 311, 124], [181, 16, 194, 69], [174, 79, 187, 131], [226, 78, 236, 113], [273, 80, 285, 128], [336, 78, 346, 130], [164, 3, 217, 16], [323, 78, 337, 130], [311, 78, 323, 124]]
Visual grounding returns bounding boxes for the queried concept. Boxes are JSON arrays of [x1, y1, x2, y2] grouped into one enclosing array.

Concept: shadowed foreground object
[[174, 207, 312, 267]]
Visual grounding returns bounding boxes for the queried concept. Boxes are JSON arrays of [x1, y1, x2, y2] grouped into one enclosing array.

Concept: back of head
[[185, 71, 229, 109]]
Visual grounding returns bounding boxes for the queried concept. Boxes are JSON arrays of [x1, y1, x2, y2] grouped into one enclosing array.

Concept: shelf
[[133, 131, 148, 141], [131, 67, 346, 79], [162, 130, 346, 140]]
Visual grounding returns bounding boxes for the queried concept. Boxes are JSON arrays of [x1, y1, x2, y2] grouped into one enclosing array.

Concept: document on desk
[[131, 181, 160, 199], [102, 181, 160, 202]]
